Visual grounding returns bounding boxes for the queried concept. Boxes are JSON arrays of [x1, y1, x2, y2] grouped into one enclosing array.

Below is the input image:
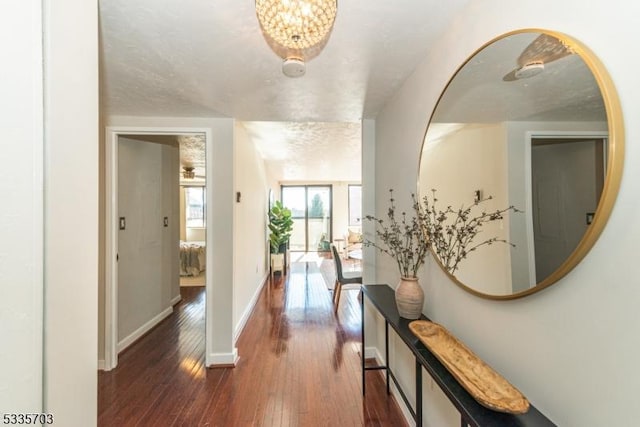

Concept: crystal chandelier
[[256, 0, 337, 77]]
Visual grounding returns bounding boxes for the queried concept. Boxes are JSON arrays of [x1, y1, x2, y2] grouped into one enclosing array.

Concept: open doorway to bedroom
[[104, 129, 209, 371], [178, 135, 207, 288]]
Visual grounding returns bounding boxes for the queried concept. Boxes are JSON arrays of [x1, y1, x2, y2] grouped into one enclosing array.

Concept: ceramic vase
[[395, 277, 424, 319]]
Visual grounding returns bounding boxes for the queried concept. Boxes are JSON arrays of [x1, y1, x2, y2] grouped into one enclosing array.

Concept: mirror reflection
[[419, 30, 617, 298]]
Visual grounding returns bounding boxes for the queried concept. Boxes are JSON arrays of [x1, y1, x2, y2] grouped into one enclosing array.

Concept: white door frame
[[104, 126, 212, 370]]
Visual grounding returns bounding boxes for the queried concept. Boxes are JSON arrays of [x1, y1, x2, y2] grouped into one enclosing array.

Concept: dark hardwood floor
[[98, 255, 407, 426]]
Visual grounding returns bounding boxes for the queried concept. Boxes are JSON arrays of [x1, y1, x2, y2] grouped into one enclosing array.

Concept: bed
[[179, 240, 206, 276]]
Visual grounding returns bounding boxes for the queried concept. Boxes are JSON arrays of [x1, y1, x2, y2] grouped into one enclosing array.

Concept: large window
[[185, 186, 206, 228], [281, 185, 332, 252], [348, 184, 362, 226]]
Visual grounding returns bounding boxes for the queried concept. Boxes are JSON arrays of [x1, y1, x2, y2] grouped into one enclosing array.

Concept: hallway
[[98, 256, 406, 426]]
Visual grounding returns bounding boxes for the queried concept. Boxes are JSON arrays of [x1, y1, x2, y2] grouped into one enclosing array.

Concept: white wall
[[0, 1, 44, 414], [43, 0, 99, 425], [117, 137, 180, 346], [1, 1, 99, 422], [372, 2, 640, 426], [421, 123, 512, 295], [215, 119, 348, 349], [361, 120, 376, 283], [233, 123, 270, 339]]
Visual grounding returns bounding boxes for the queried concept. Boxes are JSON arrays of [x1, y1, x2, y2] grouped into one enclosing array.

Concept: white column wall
[[0, 1, 44, 414], [43, 0, 99, 425]]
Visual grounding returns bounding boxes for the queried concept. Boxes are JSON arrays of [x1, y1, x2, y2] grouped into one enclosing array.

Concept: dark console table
[[361, 284, 556, 427]]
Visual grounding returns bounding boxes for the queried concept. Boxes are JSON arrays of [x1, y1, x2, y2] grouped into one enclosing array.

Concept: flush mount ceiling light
[[256, 0, 337, 77], [514, 61, 545, 80], [182, 166, 195, 179]]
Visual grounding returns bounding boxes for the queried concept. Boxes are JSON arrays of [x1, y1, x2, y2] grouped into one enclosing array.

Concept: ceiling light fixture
[[514, 61, 545, 80], [182, 166, 195, 179], [256, 0, 337, 77]]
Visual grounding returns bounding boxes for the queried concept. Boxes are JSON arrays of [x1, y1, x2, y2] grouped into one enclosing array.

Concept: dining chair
[[330, 244, 362, 311]]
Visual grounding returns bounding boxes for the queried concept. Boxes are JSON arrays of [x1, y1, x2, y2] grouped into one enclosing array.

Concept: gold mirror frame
[[418, 29, 624, 300]]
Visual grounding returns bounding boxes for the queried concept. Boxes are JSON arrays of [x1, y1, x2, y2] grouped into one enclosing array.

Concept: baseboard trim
[[97, 359, 106, 371], [117, 305, 174, 353], [364, 346, 378, 359], [207, 348, 239, 367], [170, 294, 182, 306], [233, 273, 269, 343], [368, 346, 415, 427]]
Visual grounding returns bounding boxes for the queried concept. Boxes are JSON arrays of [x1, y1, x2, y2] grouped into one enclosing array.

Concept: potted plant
[[366, 189, 519, 319], [268, 200, 294, 272], [364, 190, 430, 319]]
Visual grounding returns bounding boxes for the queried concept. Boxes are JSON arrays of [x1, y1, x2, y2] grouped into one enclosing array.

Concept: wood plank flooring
[[98, 256, 407, 426]]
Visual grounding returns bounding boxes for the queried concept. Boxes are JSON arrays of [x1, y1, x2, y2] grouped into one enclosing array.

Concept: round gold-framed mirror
[[418, 29, 624, 300]]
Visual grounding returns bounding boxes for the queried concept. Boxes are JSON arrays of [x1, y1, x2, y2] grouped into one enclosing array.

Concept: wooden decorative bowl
[[409, 320, 530, 414]]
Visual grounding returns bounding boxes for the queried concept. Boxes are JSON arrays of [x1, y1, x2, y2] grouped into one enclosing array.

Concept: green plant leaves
[[269, 200, 294, 253]]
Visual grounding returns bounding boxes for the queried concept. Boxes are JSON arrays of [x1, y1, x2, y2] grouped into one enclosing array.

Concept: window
[[348, 185, 362, 226], [281, 185, 332, 252], [185, 186, 206, 228]]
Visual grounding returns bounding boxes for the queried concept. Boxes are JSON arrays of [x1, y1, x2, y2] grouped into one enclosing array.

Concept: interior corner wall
[[117, 137, 179, 345], [361, 119, 376, 284], [373, 1, 640, 426], [43, 0, 99, 425], [233, 122, 270, 338]]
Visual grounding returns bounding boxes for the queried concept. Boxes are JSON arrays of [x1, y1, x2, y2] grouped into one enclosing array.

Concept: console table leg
[[385, 321, 390, 395], [416, 360, 422, 426]]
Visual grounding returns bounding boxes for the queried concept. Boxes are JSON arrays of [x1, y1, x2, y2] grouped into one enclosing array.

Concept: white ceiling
[[242, 121, 362, 181], [99, 0, 470, 181], [101, 3, 604, 183]]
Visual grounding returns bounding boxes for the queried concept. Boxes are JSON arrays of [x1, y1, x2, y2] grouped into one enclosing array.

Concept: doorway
[[530, 137, 606, 280], [282, 185, 332, 252], [104, 127, 212, 370]]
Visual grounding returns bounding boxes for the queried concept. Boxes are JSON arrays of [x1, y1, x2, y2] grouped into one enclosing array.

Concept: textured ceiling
[[101, 7, 608, 182], [99, 0, 470, 181], [99, 0, 470, 122], [122, 133, 206, 180], [432, 32, 606, 124], [242, 121, 361, 181]]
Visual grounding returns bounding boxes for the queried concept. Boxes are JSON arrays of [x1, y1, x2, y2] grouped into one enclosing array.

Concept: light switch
[[119, 217, 126, 230], [164, 217, 169, 227]]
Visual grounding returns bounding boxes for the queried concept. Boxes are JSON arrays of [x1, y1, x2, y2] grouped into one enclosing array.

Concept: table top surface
[[362, 284, 556, 427], [348, 249, 362, 260]]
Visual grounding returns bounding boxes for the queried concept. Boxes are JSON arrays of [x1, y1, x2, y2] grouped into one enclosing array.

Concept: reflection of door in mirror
[[531, 137, 605, 280]]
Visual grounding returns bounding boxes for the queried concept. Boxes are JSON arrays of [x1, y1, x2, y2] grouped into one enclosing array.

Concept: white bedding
[[180, 240, 206, 276]]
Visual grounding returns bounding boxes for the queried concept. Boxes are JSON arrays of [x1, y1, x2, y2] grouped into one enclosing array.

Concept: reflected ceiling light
[[256, 0, 337, 77], [182, 166, 195, 179], [514, 61, 545, 80]]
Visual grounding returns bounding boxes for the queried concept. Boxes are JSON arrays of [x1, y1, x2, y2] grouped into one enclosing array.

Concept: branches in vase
[[364, 189, 430, 278], [417, 189, 521, 274]]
